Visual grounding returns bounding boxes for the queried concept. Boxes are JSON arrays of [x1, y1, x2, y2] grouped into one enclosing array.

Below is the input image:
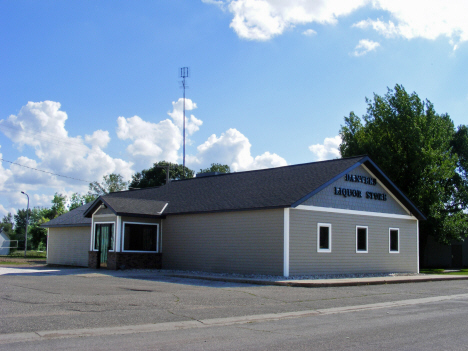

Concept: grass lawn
[[0, 261, 34, 265], [1, 250, 47, 258], [0, 250, 47, 265], [420, 268, 468, 275]]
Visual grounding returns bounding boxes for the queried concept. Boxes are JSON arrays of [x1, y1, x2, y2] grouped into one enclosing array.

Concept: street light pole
[[21, 191, 29, 258]]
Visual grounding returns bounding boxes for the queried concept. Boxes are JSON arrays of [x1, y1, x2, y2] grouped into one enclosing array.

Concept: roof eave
[[41, 223, 91, 228], [362, 158, 426, 221], [116, 212, 166, 219], [83, 197, 118, 218]]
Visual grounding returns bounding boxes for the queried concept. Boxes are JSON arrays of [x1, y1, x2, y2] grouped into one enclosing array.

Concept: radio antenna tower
[[180, 67, 189, 178]]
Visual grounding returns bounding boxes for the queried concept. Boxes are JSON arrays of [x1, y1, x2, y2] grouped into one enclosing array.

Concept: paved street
[[1, 267, 468, 350]]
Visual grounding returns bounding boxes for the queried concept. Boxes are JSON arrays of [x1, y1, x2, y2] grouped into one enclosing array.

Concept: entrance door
[[94, 223, 114, 268], [451, 245, 463, 268]]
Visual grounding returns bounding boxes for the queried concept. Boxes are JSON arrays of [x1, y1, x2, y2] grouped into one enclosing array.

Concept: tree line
[[0, 163, 230, 251]]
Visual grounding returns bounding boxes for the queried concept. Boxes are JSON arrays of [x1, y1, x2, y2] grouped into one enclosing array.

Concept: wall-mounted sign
[[334, 173, 386, 201], [334, 187, 362, 198], [334, 187, 387, 201], [366, 191, 387, 201], [345, 173, 376, 185]]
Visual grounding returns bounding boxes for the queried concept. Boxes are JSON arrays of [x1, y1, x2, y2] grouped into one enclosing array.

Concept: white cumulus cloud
[[191, 128, 287, 171], [302, 29, 317, 36], [85, 130, 111, 149], [309, 135, 342, 161], [0, 99, 289, 214], [0, 101, 134, 211], [226, 0, 365, 40], [205, 0, 468, 49], [354, 1, 468, 49], [0, 146, 13, 192], [116, 98, 202, 169], [352, 39, 380, 56]]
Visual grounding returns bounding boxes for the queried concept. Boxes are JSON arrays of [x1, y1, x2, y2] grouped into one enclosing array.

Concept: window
[[93, 223, 114, 252], [123, 222, 159, 252], [356, 226, 368, 253], [317, 223, 331, 252], [389, 228, 399, 253]]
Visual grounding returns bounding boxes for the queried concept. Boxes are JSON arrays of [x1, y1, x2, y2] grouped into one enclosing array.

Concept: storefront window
[[123, 223, 158, 252]]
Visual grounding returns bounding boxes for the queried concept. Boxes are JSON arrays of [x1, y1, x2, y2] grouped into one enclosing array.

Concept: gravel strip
[[124, 268, 422, 281]]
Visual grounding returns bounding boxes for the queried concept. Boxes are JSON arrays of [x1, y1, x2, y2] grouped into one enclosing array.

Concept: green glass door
[[94, 223, 114, 267]]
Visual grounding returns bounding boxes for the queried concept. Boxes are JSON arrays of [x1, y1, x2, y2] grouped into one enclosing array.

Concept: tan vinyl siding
[[162, 209, 284, 275], [47, 227, 90, 267], [289, 209, 418, 275], [95, 207, 114, 216], [94, 215, 116, 223]]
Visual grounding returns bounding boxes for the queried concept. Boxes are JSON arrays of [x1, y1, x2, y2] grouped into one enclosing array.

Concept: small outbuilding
[[44, 203, 92, 267], [0, 229, 11, 256], [43, 156, 425, 276]]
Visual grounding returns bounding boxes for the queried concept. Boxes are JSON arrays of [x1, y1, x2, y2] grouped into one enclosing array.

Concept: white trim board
[[159, 203, 168, 214], [122, 221, 160, 253], [294, 205, 417, 220], [116, 216, 122, 252], [92, 221, 116, 252], [283, 208, 290, 277], [417, 220, 420, 273]]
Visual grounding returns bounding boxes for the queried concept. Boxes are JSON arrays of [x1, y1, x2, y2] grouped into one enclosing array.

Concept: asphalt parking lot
[[2, 266, 468, 336]]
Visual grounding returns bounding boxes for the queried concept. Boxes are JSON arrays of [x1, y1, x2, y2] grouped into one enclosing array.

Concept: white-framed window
[[93, 222, 115, 252], [389, 228, 400, 253], [317, 223, 332, 253], [356, 226, 368, 253], [122, 222, 159, 253]]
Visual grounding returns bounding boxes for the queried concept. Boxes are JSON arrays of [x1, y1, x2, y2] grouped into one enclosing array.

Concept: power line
[[0, 124, 91, 153], [0, 124, 87, 147], [0, 158, 92, 183]]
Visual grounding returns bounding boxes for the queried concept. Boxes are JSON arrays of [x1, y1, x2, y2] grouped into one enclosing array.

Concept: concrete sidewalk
[[165, 272, 468, 287]]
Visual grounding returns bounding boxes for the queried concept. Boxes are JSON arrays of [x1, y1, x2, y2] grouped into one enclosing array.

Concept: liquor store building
[[43, 156, 425, 276]]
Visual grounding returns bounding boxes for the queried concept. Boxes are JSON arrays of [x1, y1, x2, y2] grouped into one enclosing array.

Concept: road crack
[[166, 310, 204, 324]]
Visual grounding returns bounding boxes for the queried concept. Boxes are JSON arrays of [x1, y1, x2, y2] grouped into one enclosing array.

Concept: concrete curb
[[166, 273, 468, 288]]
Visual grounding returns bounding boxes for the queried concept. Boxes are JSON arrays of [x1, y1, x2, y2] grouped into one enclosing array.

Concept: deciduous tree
[[89, 173, 129, 196], [199, 163, 231, 174], [130, 161, 194, 189], [69, 193, 96, 211], [339, 84, 468, 264]]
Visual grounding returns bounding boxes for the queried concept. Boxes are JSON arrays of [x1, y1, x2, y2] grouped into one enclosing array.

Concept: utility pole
[[21, 191, 29, 258], [180, 67, 189, 178]]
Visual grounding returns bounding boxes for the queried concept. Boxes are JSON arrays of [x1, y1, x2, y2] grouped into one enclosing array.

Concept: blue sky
[[1, 0, 467, 215]]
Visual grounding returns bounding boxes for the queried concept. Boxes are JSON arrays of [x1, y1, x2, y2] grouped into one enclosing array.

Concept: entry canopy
[[87, 197, 168, 218], [84, 156, 425, 220]]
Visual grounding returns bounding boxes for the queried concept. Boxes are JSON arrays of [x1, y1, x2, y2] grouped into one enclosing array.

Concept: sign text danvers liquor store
[[334, 173, 387, 201]]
